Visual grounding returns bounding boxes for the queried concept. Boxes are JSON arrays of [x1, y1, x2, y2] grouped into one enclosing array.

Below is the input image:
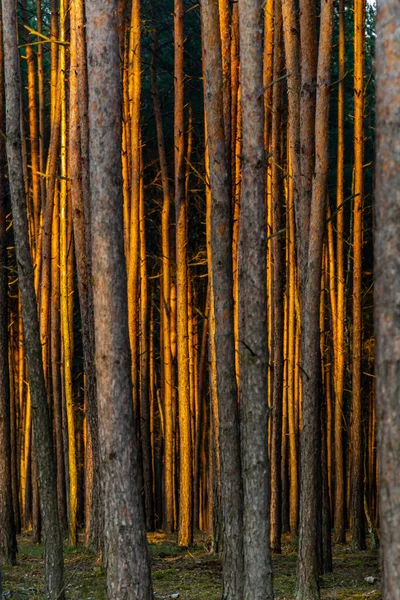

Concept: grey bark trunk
[[238, 0, 273, 597], [375, 3, 400, 597], [0, 7, 17, 563], [85, 1, 153, 597], [202, 0, 244, 596], [2, 0, 64, 597]]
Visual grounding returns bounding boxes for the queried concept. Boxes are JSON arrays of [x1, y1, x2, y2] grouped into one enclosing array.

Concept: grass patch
[[2, 533, 380, 599]]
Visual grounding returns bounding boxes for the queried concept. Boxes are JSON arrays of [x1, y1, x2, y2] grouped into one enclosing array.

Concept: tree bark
[[2, 0, 64, 595], [0, 6, 17, 563], [238, 0, 273, 596], [270, 0, 284, 554], [297, 0, 334, 596], [174, 0, 193, 548], [85, 1, 153, 596], [202, 0, 244, 596], [351, 0, 366, 552], [375, 2, 400, 596]]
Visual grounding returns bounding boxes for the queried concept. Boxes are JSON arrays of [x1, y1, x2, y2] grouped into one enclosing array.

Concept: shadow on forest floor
[[2, 532, 381, 599]]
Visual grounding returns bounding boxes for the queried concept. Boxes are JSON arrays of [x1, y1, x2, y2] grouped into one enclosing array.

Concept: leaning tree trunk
[[238, 0, 273, 597], [375, 3, 400, 597], [202, 0, 244, 597], [2, 0, 64, 596], [85, 1, 153, 597], [0, 6, 17, 565]]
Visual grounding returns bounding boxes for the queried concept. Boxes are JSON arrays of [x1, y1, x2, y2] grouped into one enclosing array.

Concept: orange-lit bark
[[175, 0, 193, 547], [351, 0, 366, 552]]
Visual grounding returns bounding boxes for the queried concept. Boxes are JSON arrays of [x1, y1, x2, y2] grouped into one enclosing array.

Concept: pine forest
[[0, 0, 400, 598]]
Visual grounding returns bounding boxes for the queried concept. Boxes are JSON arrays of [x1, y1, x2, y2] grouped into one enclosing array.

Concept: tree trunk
[[297, 0, 334, 596], [151, 21, 174, 533], [69, 0, 102, 549], [85, 0, 153, 596], [174, 0, 193, 548], [0, 8, 17, 562], [375, 3, 400, 596], [334, 0, 346, 544], [238, 0, 273, 596], [351, 0, 366, 552], [202, 0, 244, 595], [270, 0, 284, 554], [2, 0, 64, 595]]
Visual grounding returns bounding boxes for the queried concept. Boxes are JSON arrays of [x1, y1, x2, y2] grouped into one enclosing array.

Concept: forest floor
[[2, 532, 381, 599]]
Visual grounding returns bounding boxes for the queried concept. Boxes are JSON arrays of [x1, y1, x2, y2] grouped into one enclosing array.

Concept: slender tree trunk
[[139, 168, 154, 531], [69, 0, 102, 549], [86, 1, 153, 596], [202, 0, 244, 596], [270, 0, 284, 553], [2, 0, 64, 595], [238, 0, 273, 596], [174, 0, 193, 548], [127, 0, 141, 422], [351, 0, 366, 552], [151, 21, 174, 533], [334, 0, 346, 544], [375, 4, 400, 596], [0, 9, 17, 562], [297, 0, 334, 596], [59, 0, 77, 545]]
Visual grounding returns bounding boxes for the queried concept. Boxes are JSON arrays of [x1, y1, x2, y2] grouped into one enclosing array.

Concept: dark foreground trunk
[[86, 1, 153, 597], [2, 0, 64, 597], [375, 3, 400, 597]]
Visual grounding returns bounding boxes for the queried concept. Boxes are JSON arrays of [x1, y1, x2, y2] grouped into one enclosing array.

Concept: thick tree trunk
[[375, 3, 400, 596], [2, 0, 64, 596], [202, 0, 244, 596], [238, 0, 273, 597], [85, 1, 153, 597]]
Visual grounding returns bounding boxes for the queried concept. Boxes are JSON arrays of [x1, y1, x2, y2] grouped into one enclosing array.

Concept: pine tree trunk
[[2, 0, 64, 595], [297, 0, 334, 596], [238, 0, 273, 596], [375, 3, 400, 595], [85, 0, 153, 596], [202, 0, 244, 595], [0, 10, 17, 562]]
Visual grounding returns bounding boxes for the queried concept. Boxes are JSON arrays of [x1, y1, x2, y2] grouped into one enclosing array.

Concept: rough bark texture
[[298, 0, 317, 279], [297, 0, 334, 597], [0, 7, 17, 563], [69, 0, 103, 549], [202, 0, 244, 596], [69, 0, 102, 549], [270, 0, 284, 554], [238, 0, 273, 597], [85, 1, 153, 597], [2, 0, 64, 596], [375, 3, 400, 597]]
